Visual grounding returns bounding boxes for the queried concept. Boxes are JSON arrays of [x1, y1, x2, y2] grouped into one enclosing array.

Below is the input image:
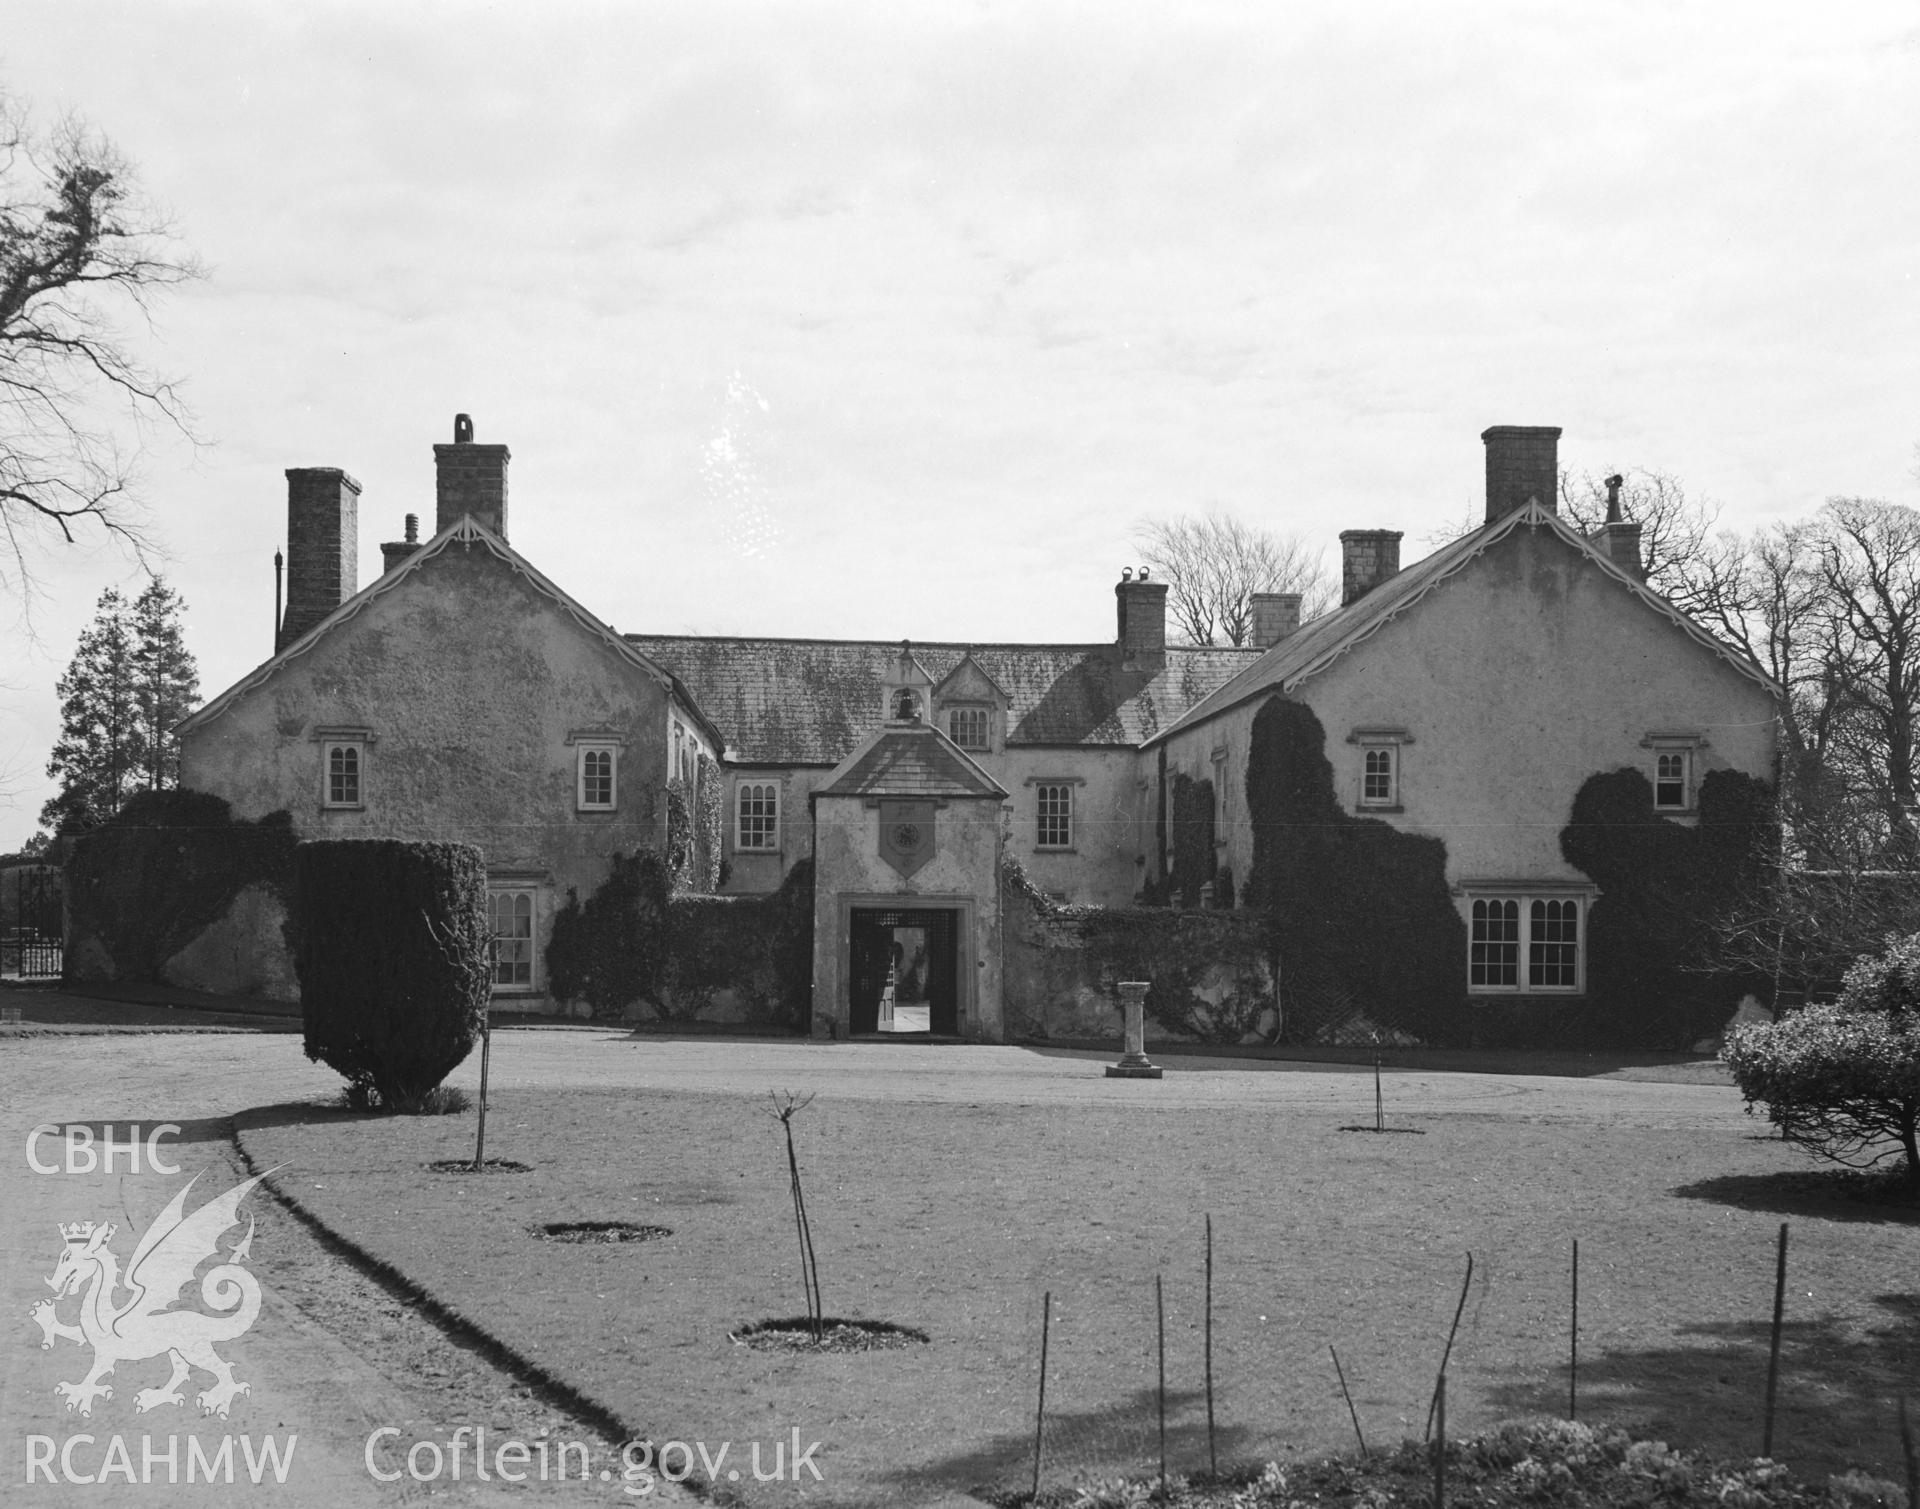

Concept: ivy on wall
[[66, 789, 298, 981], [1556, 766, 1776, 1047], [1168, 772, 1217, 906], [1002, 856, 1273, 1043], [1242, 696, 1467, 1045], [547, 849, 814, 1025], [664, 759, 726, 895]]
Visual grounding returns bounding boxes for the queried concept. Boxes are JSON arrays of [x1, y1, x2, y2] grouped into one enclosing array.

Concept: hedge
[[291, 839, 491, 1112], [64, 789, 297, 980]]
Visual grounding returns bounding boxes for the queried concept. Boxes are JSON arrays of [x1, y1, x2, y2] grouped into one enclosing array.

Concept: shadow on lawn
[[1484, 1299, 1920, 1481], [1672, 1170, 1920, 1226], [231, 1099, 389, 1133], [874, 1383, 1260, 1503]]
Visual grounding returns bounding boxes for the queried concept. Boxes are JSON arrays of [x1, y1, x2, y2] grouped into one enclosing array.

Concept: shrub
[[1837, 931, 1920, 1018], [64, 789, 297, 979], [291, 840, 491, 1113], [545, 850, 670, 1018], [1723, 935, 1920, 1184]]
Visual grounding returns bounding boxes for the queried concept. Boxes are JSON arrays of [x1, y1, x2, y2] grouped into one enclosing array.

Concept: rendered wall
[[996, 746, 1143, 905], [1159, 528, 1779, 900], [809, 793, 1005, 1041], [180, 545, 678, 1008]]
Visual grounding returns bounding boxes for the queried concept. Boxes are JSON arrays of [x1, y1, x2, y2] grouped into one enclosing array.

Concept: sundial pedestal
[[1105, 980, 1163, 1080]]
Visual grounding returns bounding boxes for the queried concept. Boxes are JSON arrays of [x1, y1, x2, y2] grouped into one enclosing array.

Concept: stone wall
[[1001, 863, 1275, 1045]]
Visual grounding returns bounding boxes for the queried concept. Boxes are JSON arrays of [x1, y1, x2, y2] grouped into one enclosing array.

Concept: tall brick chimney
[[434, 412, 509, 538], [1115, 569, 1169, 662], [279, 467, 360, 651], [1248, 592, 1303, 648], [1339, 531, 1403, 608], [1482, 425, 1562, 523]]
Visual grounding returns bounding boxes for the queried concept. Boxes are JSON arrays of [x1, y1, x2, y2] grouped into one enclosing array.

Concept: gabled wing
[[119, 1172, 268, 1325]]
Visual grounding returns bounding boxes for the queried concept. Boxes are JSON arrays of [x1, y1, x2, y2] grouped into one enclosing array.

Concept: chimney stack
[[279, 467, 361, 650], [1115, 569, 1169, 662], [1339, 531, 1403, 608], [380, 512, 423, 576], [434, 412, 510, 538], [1482, 425, 1562, 523], [1248, 592, 1303, 648], [1592, 479, 1646, 579]]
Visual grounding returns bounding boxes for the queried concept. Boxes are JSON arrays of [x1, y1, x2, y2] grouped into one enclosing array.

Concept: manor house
[[174, 417, 1780, 1041]]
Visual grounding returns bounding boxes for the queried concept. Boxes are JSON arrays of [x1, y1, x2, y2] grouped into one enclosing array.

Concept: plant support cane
[[1031, 1291, 1051, 1503], [1205, 1215, 1217, 1479], [1763, 1223, 1788, 1458], [471, 1005, 491, 1171]]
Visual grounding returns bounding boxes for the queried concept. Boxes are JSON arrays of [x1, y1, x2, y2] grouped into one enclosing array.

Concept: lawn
[[235, 1078, 1918, 1506]]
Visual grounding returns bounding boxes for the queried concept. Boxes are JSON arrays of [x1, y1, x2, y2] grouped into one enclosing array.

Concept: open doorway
[[848, 908, 958, 1036]]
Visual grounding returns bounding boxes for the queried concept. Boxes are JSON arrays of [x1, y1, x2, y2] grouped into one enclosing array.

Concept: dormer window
[[948, 705, 991, 751], [891, 689, 922, 722]]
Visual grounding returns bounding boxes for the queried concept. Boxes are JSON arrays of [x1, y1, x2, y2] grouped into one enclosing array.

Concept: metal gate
[[848, 907, 959, 1036], [8, 864, 63, 977]]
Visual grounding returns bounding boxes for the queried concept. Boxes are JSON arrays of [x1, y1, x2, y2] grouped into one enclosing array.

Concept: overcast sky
[[3, 2, 1917, 849]]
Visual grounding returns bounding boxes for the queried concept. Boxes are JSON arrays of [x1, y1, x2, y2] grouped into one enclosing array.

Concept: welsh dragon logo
[[28, 1171, 270, 1418]]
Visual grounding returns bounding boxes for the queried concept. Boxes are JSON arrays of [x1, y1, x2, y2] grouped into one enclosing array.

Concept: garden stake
[[471, 1006, 491, 1172], [1899, 1395, 1917, 1509], [1424, 1252, 1473, 1442], [1032, 1291, 1051, 1503], [1330, 1344, 1368, 1458], [1762, 1222, 1788, 1458], [1569, 1237, 1578, 1421], [1433, 1374, 1446, 1509], [1374, 1051, 1383, 1133], [1157, 1274, 1168, 1494], [773, 1092, 822, 1339], [1205, 1214, 1217, 1478]]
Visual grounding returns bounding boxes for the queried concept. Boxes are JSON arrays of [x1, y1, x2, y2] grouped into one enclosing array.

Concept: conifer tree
[[129, 578, 200, 791], [40, 579, 199, 834]]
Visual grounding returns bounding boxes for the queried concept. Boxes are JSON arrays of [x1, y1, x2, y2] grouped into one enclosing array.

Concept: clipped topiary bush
[[291, 839, 491, 1113]]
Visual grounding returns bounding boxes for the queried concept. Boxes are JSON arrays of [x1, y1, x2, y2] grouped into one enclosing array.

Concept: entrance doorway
[[849, 908, 959, 1036]]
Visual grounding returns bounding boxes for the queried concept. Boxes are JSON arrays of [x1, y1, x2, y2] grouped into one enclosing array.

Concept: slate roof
[[1142, 500, 1784, 749], [815, 723, 1010, 800], [622, 636, 1262, 764], [178, 516, 727, 750]]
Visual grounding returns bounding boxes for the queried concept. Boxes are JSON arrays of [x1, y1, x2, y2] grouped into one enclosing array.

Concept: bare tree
[[1132, 511, 1334, 646], [0, 92, 202, 606], [1559, 469, 1719, 602]]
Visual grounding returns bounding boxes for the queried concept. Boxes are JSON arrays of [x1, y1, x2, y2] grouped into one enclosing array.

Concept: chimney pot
[[1248, 591, 1303, 648], [1339, 530, 1403, 608], [454, 413, 473, 443], [404, 512, 418, 543], [1481, 425, 1563, 524], [279, 467, 361, 650]]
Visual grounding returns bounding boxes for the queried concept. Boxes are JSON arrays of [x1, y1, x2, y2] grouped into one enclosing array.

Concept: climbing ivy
[[65, 789, 297, 981], [1169, 772, 1217, 906], [1243, 696, 1467, 1045], [1557, 766, 1777, 1047]]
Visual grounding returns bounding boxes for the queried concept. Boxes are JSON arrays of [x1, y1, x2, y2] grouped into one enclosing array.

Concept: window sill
[[575, 806, 619, 816], [1034, 845, 1077, 854], [734, 846, 782, 856], [1467, 989, 1586, 998], [1357, 803, 1404, 814], [320, 803, 365, 812]]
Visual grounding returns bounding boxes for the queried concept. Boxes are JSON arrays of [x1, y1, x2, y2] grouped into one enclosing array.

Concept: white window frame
[[1466, 891, 1587, 995], [947, 704, 992, 751], [1347, 727, 1411, 811], [735, 779, 781, 852], [1035, 783, 1074, 850], [576, 744, 618, 812], [315, 727, 373, 810], [1643, 732, 1705, 814], [487, 885, 538, 995]]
